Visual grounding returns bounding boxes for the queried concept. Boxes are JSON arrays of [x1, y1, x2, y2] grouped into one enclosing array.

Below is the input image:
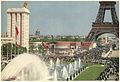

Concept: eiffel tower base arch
[[86, 24, 119, 41], [86, 1, 119, 41]]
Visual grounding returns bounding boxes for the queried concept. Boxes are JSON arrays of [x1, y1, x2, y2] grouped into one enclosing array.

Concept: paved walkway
[[108, 50, 119, 57]]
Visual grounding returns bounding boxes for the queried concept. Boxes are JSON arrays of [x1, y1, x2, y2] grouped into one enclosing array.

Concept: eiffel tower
[[86, 1, 119, 41]]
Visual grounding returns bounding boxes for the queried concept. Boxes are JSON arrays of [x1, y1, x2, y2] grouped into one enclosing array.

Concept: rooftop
[[7, 7, 30, 14]]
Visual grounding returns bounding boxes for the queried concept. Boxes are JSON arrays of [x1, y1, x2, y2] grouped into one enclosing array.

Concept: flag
[[15, 25, 19, 35], [42, 42, 48, 51], [15, 24, 19, 48]]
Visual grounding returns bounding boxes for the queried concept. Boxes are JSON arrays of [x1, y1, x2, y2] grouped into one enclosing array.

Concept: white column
[[22, 13, 29, 50], [12, 13, 16, 43], [17, 13, 20, 45], [28, 14, 29, 51], [7, 13, 11, 37], [24, 13, 26, 47], [22, 13, 25, 47], [26, 13, 29, 51]]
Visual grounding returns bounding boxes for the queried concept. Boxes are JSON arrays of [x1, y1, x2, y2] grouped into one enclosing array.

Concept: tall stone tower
[[7, 2, 30, 50], [86, 1, 119, 41]]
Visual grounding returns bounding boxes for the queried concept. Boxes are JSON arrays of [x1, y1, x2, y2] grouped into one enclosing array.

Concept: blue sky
[[1, 1, 119, 35]]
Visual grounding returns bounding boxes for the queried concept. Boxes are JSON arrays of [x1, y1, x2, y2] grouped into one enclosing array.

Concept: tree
[[38, 45, 45, 56], [17, 46, 27, 54], [29, 44, 35, 53], [1, 43, 27, 57]]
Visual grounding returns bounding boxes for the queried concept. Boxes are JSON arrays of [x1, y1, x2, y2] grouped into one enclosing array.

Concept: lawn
[[74, 64, 106, 80]]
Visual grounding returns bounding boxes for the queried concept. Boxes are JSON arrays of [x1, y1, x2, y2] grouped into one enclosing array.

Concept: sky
[[1, 1, 119, 36]]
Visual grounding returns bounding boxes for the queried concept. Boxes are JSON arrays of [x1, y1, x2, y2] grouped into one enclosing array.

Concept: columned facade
[[7, 7, 30, 51]]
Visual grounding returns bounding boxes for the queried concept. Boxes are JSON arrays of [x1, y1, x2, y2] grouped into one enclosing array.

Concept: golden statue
[[23, 1, 28, 8]]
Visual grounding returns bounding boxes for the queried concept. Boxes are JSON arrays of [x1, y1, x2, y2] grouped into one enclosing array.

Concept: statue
[[23, 1, 28, 8]]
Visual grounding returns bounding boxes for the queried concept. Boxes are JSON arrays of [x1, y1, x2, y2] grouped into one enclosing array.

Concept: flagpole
[[2, 42, 3, 61], [18, 46, 19, 55], [15, 26, 17, 56], [6, 42, 8, 61], [11, 43, 12, 60], [15, 23, 19, 55], [15, 38, 16, 56]]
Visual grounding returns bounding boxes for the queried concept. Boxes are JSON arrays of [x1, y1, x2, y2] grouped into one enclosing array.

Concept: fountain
[[73, 60, 79, 78], [74, 60, 78, 71], [68, 63, 74, 80], [53, 69, 58, 81], [56, 58, 60, 67], [68, 63, 74, 75], [78, 58, 81, 68], [62, 66, 69, 80], [1, 53, 49, 81], [49, 59, 54, 69]]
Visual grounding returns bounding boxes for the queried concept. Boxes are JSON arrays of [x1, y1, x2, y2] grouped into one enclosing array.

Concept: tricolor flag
[[42, 42, 48, 51], [15, 24, 19, 48], [15, 25, 19, 35]]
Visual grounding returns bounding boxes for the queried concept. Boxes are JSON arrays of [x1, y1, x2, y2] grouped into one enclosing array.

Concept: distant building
[[35, 30, 40, 36], [7, 6, 30, 50], [81, 42, 96, 50], [29, 41, 96, 56], [54, 41, 81, 49], [48, 41, 96, 56]]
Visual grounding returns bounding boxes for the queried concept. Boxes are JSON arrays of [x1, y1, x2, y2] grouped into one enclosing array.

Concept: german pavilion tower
[[7, 3, 30, 51]]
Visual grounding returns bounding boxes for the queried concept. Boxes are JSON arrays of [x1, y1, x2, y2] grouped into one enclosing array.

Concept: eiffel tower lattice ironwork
[[86, 1, 119, 41]]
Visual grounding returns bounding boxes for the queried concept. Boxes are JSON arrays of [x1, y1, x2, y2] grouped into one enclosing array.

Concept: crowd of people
[[45, 45, 110, 64], [96, 57, 119, 81], [75, 46, 110, 64]]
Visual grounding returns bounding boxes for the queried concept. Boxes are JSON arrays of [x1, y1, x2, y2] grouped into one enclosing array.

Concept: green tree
[[30, 37, 39, 42], [17, 46, 27, 54], [29, 44, 35, 53], [38, 45, 45, 56], [1, 43, 27, 57]]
